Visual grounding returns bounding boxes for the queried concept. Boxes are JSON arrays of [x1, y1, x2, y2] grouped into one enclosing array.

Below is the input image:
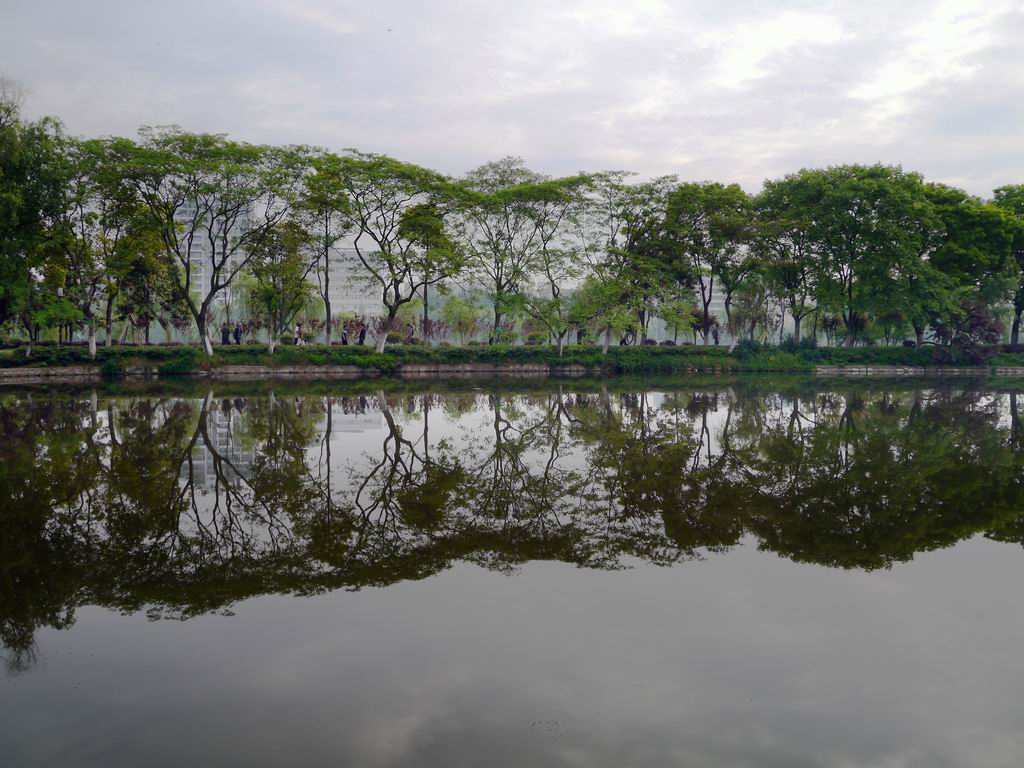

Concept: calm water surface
[[3, 377, 1024, 767]]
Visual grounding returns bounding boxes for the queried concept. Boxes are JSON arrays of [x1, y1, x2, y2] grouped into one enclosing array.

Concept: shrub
[[159, 348, 201, 375], [733, 338, 764, 359], [660, 339, 676, 346], [99, 356, 125, 380], [642, 338, 658, 346]]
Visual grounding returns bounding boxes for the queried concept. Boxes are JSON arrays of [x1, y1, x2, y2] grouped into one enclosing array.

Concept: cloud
[[0, 0, 1021, 196]]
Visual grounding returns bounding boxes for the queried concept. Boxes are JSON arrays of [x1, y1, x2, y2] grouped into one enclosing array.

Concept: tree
[[519, 176, 590, 355], [0, 89, 66, 333], [242, 221, 317, 353], [333, 152, 463, 352], [397, 199, 462, 332], [786, 165, 934, 346], [440, 294, 483, 344], [52, 138, 166, 357], [664, 182, 749, 344], [578, 172, 683, 344], [755, 179, 823, 344], [656, 297, 696, 344], [992, 185, 1024, 343], [295, 150, 353, 345], [570, 275, 641, 353], [119, 128, 302, 355], [450, 157, 551, 342]]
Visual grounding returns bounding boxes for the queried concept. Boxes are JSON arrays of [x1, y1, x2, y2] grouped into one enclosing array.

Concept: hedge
[[1, 341, 1020, 378]]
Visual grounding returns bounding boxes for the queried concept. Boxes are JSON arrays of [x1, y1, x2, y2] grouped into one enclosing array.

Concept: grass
[[0, 341, 1019, 379]]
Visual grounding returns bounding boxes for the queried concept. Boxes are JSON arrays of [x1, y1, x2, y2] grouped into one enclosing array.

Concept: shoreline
[[3, 361, 1024, 386]]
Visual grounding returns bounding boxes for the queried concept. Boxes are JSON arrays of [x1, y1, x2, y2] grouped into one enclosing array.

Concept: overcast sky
[[2, 0, 1022, 196]]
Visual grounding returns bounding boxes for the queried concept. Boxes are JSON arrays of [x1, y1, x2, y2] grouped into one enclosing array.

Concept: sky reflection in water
[[2, 378, 1024, 767]]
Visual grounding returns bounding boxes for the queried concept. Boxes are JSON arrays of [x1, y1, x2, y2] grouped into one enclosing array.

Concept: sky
[[2, 0, 1022, 196]]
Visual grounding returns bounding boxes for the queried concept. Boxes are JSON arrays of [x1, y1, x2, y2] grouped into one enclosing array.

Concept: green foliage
[[6, 341, 1024, 378]]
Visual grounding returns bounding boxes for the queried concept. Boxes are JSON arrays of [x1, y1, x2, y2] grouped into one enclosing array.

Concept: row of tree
[[4, 81, 1024, 358]]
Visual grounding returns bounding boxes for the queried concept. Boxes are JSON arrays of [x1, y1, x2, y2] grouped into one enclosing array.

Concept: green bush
[[158, 348, 202, 375], [733, 339, 764, 359], [99, 356, 125, 379], [0, 339, 1014, 379]]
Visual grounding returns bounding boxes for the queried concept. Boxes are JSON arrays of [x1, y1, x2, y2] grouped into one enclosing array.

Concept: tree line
[[4, 81, 1024, 359]]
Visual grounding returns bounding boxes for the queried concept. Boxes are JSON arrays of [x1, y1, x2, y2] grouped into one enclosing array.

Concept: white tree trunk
[[202, 332, 214, 356], [268, 337, 278, 355], [375, 334, 388, 353], [87, 321, 97, 360]]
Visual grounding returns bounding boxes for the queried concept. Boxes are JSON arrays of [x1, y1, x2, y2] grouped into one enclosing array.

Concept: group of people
[[294, 321, 369, 346], [220, 322, 244, 345], [219, 319, 376, 347], [338, 323, 368, 346]]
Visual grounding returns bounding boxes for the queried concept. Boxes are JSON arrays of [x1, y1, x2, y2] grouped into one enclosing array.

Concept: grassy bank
[[1, 341, 1020, 378]]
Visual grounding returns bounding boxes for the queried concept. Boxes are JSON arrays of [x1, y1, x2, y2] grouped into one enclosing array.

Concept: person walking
[[233, 322, 243, 345], [294, 321, 306, 346], [220, 322, 231, 345]]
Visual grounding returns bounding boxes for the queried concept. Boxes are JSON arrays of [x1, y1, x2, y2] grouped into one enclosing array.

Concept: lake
[[3, 377, 1024, 767]]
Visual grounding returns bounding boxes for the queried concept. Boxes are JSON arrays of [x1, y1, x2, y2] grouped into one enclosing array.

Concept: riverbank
[[3, 343, 1024, 384]]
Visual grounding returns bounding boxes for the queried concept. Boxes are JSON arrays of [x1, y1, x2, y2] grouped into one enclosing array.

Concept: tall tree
[[518, 176, 590, 355], [755, 179, 823, 344], [784, 165, 934, 346], [664, 182, 749, 344], [0, 86, 66, 332], [118, 128, 302, 355], [54, 139, 164, 356], [295, 150, 353, 345], [242, 221, 316, 353], [334, 151, 462, 352], [992, 185, 1024, 343], [578, 172, 683, 345], [450, 157, 550, 342]]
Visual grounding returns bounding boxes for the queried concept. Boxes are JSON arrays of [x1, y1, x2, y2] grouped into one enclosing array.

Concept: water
[[3, 377, 1024, 767]]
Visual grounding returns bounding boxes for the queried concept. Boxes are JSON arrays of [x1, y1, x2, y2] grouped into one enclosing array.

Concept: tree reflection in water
[[3, 379, 1024, 671]]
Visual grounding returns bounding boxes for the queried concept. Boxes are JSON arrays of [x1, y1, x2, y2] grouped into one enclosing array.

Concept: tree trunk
[[376, 311, 396, 353], [196, 303, 215, 357], [1012, 310, 1022, 345], [105, 294, 115, 347], [492, 304, 501, 344], [793, 314, 801, 343], [843, 315, 855, 347], [323, 245, 332, 346], [268, 336, 278, 355], [556, 332, 565, 357], [87, 319, 97, 360], [602, 327, 611, 354], [914, 323, 925, 347]]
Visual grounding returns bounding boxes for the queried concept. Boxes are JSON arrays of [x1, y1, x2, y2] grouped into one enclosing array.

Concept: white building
[[314, 246, 385, 320]]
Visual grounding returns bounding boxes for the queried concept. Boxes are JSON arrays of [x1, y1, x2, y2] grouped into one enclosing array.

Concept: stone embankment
[[0, 361, 595, 385], [814, 365, 1024, 376], [4, 362, 1024, 385]]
